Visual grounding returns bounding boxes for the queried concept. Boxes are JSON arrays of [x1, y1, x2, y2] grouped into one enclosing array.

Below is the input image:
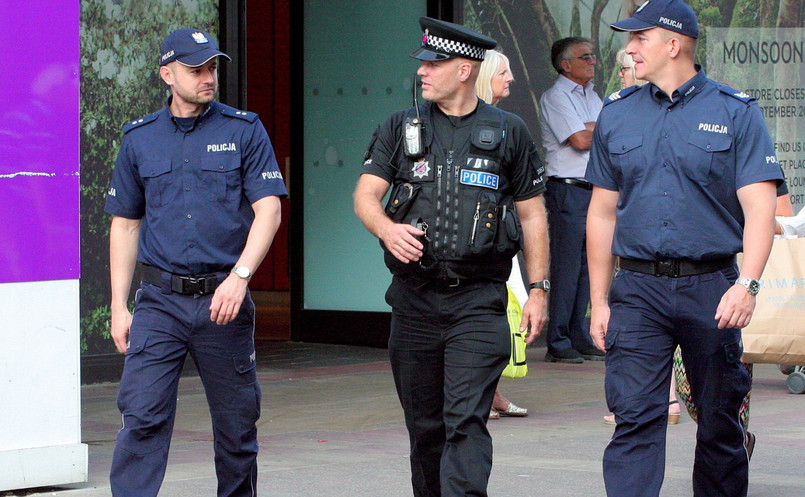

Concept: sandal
[[489, 409, 500, 420], [668, 400, 680, 425]]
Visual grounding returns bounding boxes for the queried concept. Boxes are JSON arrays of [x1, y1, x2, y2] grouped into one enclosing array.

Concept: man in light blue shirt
[[539, 37, 604, 363]]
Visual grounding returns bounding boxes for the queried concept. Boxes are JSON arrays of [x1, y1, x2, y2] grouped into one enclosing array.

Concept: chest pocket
[[201, 154, 242, 202], [608, 135, 644, 186], [686, 133, 732, 185], [140, 159, 172, 208]]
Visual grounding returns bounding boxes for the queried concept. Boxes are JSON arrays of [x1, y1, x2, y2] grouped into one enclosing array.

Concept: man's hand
[[210, 273, 249, 325], [521, 289, 548, 345], [110, 306, 133, 354], [589, 304, 610, 352], [715, 284, 756, 329], [378, 222, 425, 264]]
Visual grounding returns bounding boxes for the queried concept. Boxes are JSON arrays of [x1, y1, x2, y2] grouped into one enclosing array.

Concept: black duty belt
[[549, 177, 593, 190], [141, 264, 227, 295], [618, 256, 735, 278]]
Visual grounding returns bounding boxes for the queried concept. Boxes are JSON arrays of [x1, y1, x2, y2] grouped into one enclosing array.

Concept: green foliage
[[570, 0, 582, 38], [80, 0, 218, 356]]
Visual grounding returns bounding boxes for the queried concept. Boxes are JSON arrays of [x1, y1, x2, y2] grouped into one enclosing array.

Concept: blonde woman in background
[[476, 49, 528, 419]]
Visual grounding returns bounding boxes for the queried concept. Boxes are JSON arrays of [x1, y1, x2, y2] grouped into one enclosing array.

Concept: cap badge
[[422, 29, 429, 46], [636, 0, 650, 13], [192, 32, 209, 44]]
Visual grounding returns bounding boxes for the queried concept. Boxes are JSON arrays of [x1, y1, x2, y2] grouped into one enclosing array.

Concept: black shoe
[[578, 348, 605, 361], [545, 349, 584, 363]]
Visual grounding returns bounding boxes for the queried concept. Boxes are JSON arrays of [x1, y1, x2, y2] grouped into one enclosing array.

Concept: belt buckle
[[654, 259, 680, 277], [182, 276, 205, 294]]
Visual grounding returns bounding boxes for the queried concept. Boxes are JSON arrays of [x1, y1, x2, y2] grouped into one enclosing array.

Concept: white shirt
[[539, 75, 603, 179], [777, 206, 805, 237]]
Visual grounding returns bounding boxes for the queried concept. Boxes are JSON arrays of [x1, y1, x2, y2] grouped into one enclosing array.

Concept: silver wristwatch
[[735, 277, 760, 296], [231, 266, 252, 281]]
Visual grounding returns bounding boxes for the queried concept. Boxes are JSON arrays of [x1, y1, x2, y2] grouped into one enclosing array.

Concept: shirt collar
[[165, 97, 216, 131], [557, 74, 594, 94], [650, 65, 706, 106]]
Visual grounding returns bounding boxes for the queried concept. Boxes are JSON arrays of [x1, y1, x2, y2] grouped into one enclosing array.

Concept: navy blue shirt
[[105, 100, 288, 275], [586, 68, 782, 260]]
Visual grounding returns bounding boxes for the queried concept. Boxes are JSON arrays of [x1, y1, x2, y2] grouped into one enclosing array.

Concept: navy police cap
[[611, 0, 699, 39], [411, 17, 497, 61], [159, 28, 232, 67]]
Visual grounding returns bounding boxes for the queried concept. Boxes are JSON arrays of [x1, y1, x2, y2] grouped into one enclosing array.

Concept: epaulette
[[718, 85, 755, 104], [604, 85, 641, 106], [221, 107, 258, 123], [123, 112, 159, 133]]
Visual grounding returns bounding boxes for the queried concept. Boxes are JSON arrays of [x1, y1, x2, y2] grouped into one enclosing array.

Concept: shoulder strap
[[604, 85, 641, 106], [718, 85, 755, 104], [123, 112, 159, 133], [220, 106, 259, 122]]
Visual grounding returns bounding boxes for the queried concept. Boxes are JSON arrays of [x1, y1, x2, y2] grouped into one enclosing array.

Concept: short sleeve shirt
[[104, 100, 288, 274], [362, 100, 545, 201], [539, 75, 603, 179], [585, 68, 783, 260]]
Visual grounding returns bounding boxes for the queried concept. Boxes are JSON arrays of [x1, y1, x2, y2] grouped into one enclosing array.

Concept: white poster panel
[[707, 28, 805, 210]]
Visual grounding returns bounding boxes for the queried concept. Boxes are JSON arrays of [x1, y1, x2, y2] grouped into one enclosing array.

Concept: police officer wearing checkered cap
[[585, 1, 782, 495], [355, 17, 549, 496], [105, 28, 287, 496]]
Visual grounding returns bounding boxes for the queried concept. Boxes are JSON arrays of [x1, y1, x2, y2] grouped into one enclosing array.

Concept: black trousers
[[386, 275, 510, 497]]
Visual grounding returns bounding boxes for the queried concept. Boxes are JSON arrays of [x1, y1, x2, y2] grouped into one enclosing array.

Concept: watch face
[[234, 266, 250, 279], [748, 280, 760, 294]]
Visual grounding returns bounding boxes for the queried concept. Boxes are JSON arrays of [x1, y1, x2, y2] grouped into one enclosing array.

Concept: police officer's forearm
[[235, 196, 282, 274], [109, 216, 141, 311], [516, 196, 549, 283], [586, 188, 618, 307]]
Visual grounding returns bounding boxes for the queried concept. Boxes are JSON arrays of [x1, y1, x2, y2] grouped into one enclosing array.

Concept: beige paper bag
[[740, 238, 805, 365]]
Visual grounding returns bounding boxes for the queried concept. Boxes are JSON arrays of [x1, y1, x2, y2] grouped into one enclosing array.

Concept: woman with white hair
[[476, 49, 527, 420]]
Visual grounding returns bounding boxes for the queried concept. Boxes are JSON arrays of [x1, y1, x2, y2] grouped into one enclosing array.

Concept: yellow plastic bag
[[501, 285, 528, 379]]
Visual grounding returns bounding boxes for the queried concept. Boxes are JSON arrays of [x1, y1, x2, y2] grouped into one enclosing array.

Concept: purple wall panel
[[0, 1, 80, 283]]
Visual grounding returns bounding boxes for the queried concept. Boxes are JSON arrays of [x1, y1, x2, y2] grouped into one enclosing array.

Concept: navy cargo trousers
[[603, 266, 751, 497], [110, 281, 261, 497]]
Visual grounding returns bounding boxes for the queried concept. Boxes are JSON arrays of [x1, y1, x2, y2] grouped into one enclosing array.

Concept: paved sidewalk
[[11, 342, 805, 496]]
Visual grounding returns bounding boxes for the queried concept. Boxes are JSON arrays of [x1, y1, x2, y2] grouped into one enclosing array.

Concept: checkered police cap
[[411, 17, 497, 62]]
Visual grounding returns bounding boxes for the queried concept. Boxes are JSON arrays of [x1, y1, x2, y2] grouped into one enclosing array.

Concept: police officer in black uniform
[[585, 2, 782, 496], [354, 17, 549, 497], [105, 28, 287, 497]]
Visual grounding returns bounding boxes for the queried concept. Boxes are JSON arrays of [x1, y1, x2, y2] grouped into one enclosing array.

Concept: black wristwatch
[[529, 280, 551, 292]]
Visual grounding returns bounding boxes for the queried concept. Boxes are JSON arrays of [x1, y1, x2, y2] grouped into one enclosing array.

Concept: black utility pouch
[[385, 182, 420, 222]]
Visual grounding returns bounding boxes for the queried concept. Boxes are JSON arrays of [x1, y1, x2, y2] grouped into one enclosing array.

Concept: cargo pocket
[[232, 351, 261, 424], [717, 338, 751, 409]]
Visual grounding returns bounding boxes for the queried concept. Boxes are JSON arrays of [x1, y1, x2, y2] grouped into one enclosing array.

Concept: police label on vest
[[460, 169, 499, 189]]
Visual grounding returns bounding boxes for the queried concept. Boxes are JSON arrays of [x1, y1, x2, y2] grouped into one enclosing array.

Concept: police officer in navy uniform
[[585, 1, 782, 496], [354, 17, 549, 497], [105, 28, 287, 497]]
